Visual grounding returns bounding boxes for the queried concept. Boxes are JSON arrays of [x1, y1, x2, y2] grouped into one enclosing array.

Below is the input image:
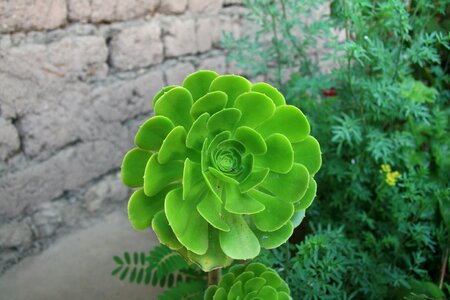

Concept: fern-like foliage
[[112, 251, 147, 284], [111, 244, 205, 290]]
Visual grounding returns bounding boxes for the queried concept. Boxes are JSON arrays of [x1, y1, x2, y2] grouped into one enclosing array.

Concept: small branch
[[208, 268, 221, 286], [439, 247, 448, 290]]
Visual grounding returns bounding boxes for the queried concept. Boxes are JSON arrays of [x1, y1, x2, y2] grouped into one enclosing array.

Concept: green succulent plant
[[121, 70, 321, 271], [204, 263, 292, 300]]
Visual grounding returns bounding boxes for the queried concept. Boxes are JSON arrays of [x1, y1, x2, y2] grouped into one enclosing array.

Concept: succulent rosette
[[204, 263, 292, 300], [121, 70, 321, 271]]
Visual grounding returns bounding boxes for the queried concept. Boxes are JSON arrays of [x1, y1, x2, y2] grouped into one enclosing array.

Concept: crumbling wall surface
[[0, 0, 245, 275]]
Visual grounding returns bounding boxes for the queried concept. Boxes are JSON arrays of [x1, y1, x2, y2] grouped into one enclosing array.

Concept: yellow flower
[[380, 164, 401, 186], [385, 171, 401, 186], [381, 164, 391, 173]]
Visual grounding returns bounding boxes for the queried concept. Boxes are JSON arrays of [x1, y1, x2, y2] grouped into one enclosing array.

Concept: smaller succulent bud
[[204, 263, 292, 300]]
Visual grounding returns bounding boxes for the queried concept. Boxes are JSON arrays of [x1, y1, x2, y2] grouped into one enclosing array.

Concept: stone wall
[[0, 0, 245, 275]]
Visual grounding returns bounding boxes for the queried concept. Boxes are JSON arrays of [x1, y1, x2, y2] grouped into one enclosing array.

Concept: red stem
[[439, 247, 448, 289]]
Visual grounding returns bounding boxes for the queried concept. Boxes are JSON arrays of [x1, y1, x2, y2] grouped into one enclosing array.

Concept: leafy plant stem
[[279, 0, 312, 76], [439, 247, 448, 289], [208, 268, 221, 286], [391, 6, 405, 84], [343, 0, 353, 96], [268, 3, 283, 87]]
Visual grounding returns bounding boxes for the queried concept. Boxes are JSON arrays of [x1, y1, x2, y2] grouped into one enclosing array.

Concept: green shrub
[[223, 0, 450, 298]]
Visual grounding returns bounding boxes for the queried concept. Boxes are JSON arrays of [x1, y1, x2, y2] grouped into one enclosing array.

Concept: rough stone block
[[68, 0, 159, 22], [0, 220, 32, 248], [198, 55, 226, 74], [67, 0, 90, 22], [160, 0, 188, 14], [0, 0, 67, 33], [196, 18, 215, 52], [0, 140, 124, 217], [84, 173, 129, 212], [92, 0, 159, 22], [30, 203, 63, 238], [164, 62, 195, 85], [18, 84, 90, 157], [110, 24, 163, 70], [0, 119, 20, 161], [188, 0, 223, 13], [18, 70, 163, 157], [4, 36, 108, 83], [212, 13, 242, 46], [89, 70, 164, 124], [163, 18, 197, 57]]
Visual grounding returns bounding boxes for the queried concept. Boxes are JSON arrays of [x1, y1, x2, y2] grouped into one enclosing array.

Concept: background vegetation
[[113, 0, 450, 298], [223, 0, 449, 298]]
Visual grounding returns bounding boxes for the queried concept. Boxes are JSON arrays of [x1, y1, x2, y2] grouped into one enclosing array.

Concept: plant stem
[[208, 268, 221, 286], [438, 247, 448, 289], [268, 4, 283, 87]]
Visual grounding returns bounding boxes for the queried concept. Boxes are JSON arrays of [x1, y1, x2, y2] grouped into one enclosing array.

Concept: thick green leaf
[[182, 70, 219, 101], [239, 168, 270, 193], [234, 126, 267, 155], [182, 158, 206, 200], [144, 154, 183, 196], [249, 189, 294, 231], [204, 286, 219, 300], [251, 82, 286, 106], [219, 273, 236, 291], [295, 177, 317, 210], [121, 148, 152, 188], [223, 183, 265, 214], [257, 105, 310, 143], [259, 163, 310, 203], [165, 188, 208, 255], [209, 167, 240, 185], [128, 188, 164, 230], [190, 91, 228, 119], [152, 85, 177, 107], [186, 113, 209, 151], [229, 264, 246, 276], [278, 292, 291, 300], [134, 116, 174, 151], [254, 221, 294, 249], [260, 271, 282, 289], [152, 210, 183, 250], [197, 193, 230, 232], [187, 228, 233, 272], [255, 133, 294, 174], [158, 126, 187, 164], [245, 263, 267, 277], [291, 210, 305, 228], [212, 287, 227, 300], [207, 108, 242, 135], [154, 87, 194, 130], [244, 291, 258, 300], [234, 92, 275, 128], [235, 271, 255, 286], [219, 213, 260, 259], [292, 136, 322, 175], [209, 75, 252, 107], [256, 286, 278, 299], [228, 281, 244, 299], [244, 277, 266, 294]]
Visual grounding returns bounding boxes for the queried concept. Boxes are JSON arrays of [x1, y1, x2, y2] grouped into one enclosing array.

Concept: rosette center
[[215, 148, 241, 174]]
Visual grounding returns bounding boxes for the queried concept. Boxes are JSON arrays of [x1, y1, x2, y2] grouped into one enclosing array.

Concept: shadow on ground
[[0, 211, 164, 300]]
